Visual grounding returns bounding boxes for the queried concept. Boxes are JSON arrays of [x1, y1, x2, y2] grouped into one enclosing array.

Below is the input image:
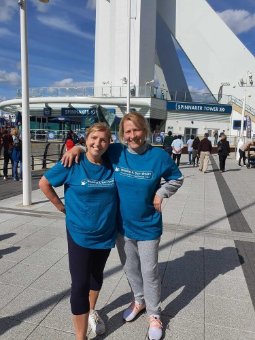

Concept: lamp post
[[239, 72, 253, 140], [126, 0, 131, 113], [235, 72, 254, 161], [18, 0, 49, 206]]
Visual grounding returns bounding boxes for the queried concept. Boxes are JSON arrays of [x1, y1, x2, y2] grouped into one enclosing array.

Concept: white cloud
[[86, 0, 96, 10], [31, 0, 50, 13], [37, 15, 94, 40], [53, 78, 94, 87], [218, 9, 255, 34], [0, 70, 20, 85], [0, 28, 17, 38], [0, 0, 17, 22]]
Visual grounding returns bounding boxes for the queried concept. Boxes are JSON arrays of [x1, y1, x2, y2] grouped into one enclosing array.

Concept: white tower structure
[[94, 0, 255, 107]]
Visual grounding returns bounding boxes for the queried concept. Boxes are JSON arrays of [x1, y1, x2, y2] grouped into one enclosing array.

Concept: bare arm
[[61, 145, 85, 167], [39, 176, 65, 214]]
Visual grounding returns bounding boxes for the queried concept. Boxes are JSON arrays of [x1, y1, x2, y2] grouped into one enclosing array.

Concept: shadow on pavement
[[160, 247, 243, 331], [0, 233, 16, 242], [0, 289, 69, 337]]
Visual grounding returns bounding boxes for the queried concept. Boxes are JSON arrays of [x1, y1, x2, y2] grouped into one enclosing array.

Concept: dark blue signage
[[61, 107, 97, 116], [246, 116, 251, 138], [167, 101, 232, 114], [43, 107, 52, 116], [233, 120, 247, 130]]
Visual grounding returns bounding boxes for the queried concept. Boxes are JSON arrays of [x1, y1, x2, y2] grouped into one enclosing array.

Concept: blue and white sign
[[61, 107, 97, 116], [167, 101, 232, 114]]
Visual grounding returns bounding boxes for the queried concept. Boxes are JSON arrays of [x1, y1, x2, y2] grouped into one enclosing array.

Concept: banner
[[246, 116, 251, 138], [167, 101, 232, 114]]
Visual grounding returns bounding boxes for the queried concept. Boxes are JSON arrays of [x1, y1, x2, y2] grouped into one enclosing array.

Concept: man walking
[[171, 135, 183, 166], [198, 133, 212, 173]]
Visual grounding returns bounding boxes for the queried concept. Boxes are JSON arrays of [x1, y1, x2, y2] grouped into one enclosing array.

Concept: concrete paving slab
[[0, 259, 17, 275], [163, 316, 204, 340], [205, 274, 251, 301], [205, 295, 255, 332], [0, 283, 25, 310], [0, 242, 38, 262], [0, 317, 37, 340], [0, 262, 48, 287], [30, 266, 71, 293], [205, 324, 255, 340], [40, 294, 73, 333], [2, 224, 44, 244], [21, 248, 66, 267], [161, 287, 204, 322], [0, 287, 67, 324], [14, 231, 56, 249], [42, 236, 68, 253], [26, 325, 75, 340]]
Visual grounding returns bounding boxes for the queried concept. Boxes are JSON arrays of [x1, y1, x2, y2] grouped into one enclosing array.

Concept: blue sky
[[0, 0, 254, 101]]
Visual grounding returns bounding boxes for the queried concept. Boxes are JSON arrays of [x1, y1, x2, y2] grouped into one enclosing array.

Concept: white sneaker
[[89, 310, 106, 335], [123, 301, 146, 322], [148, 315, 163, 340]]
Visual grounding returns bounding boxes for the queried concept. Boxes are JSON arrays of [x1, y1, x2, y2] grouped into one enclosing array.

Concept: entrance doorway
[[184, 128, 197, 143]]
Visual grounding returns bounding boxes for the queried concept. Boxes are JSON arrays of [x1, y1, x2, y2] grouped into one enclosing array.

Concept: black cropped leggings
[[67, 230, 110, 315]]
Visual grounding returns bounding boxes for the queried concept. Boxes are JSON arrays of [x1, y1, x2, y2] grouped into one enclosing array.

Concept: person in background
[[78, 136, 86, 147], [198, 133, 212, 173], [186, 135, 194, 165], [171, 135, 184, 166], [213, 130, 218, 146], [192, 136, 200, 167], [65, 130, 76, 151], [0, 128, 3, 156], [217, 134, 230, 172], [62, 112, 184, 340], [2, 129, 13, 180], [238, 140, 253, 166], [39, 123, 118, 340], [163, 131, 174, 157], [11, 128, 22, 181]]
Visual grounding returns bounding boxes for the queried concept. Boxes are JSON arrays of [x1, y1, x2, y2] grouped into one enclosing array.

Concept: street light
[[18, 0, 49, 206], [239, 71, 254, 140], [126, 0, 131, 113]]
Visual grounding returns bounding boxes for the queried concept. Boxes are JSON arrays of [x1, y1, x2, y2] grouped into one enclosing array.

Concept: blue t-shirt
[[107, 144, 182, 240], [44, 154, 117, 249]]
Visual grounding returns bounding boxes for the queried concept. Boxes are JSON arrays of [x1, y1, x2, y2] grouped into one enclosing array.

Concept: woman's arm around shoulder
[[61, 145, 86, 167]]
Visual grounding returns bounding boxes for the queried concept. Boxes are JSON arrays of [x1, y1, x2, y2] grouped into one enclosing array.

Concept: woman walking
[[217, 134, 230, 172]]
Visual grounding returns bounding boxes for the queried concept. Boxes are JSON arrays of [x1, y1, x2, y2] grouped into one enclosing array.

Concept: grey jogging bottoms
[[117, 234, 161, 316]]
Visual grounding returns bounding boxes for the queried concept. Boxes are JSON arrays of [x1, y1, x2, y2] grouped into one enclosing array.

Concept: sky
[[0, 0, 254, 101]]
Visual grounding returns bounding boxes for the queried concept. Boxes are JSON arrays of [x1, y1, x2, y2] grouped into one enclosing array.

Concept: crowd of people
[[162, 131, 245, 173], [0, 127, 22, 181]]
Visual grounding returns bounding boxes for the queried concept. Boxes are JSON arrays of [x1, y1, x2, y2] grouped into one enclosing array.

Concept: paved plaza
[[0, 153, 255, 339]]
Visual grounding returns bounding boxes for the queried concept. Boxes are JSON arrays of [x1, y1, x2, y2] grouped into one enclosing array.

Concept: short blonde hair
[[11, 127, 19, 136], [86, 122, 111, 141], [118, 112, 150, 143]]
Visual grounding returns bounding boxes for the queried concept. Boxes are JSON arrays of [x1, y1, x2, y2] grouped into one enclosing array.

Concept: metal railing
[[14, 86, 236, 105], [0, 142, 65, 176]]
